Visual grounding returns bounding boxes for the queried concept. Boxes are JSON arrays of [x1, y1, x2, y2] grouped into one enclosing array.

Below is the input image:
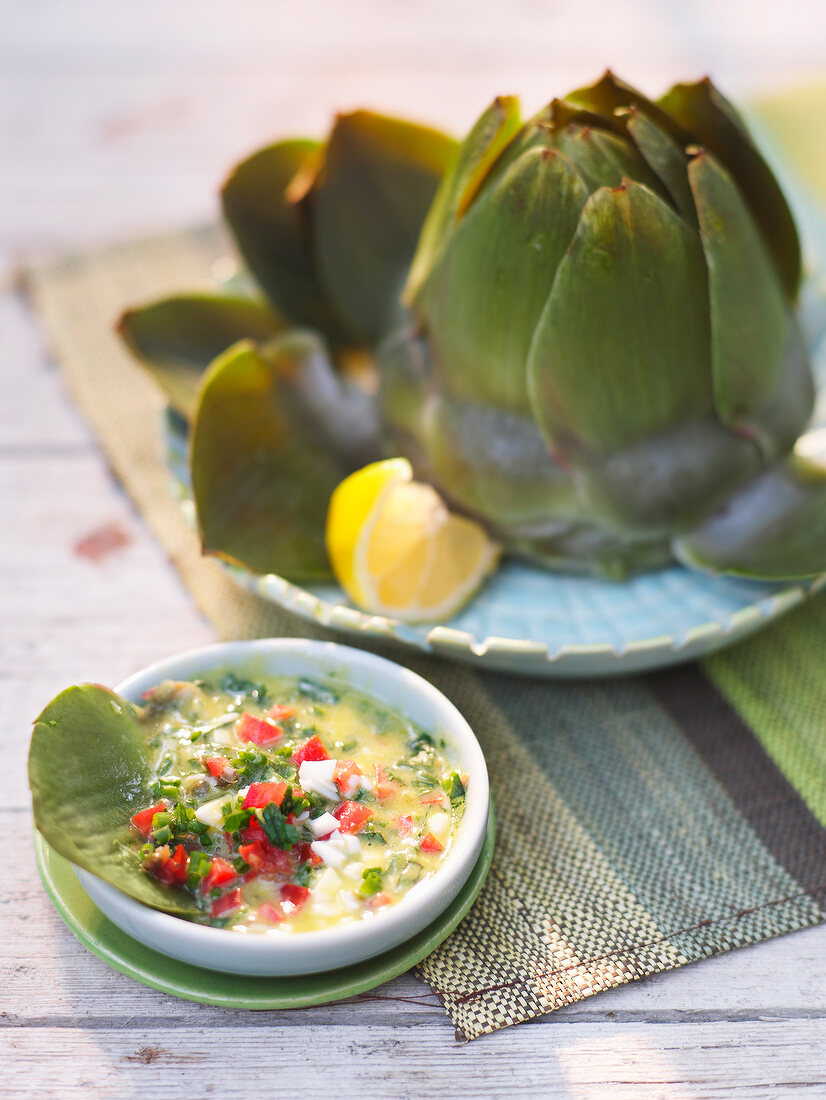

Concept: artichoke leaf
[[417, 143, 589, 416], [29, 684, 199, 917], [380, 329, 580, 532], [510, 523, 673, 579], [117, 293, 283, 419], [746, 312, 815, 460], [674, 454, 826, 579], [312, 112, 455, 346], [576, 415, 760, 535], [625, 108, 697, 224], [658, 78, 801, 298], [547, 97, 626, 137], [404, 96, 522, 302], [553, 125, 667, 199], [566, 70, 689, 145], [423, 396, 582, 531], [528, 178, 712, 460], [221, 139, 351, 343], [688, 150, 802, 454], [192, 336, 378, 581]]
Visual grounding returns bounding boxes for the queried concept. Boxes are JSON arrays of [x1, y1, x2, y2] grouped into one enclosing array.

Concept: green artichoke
[[118, 75, 826, 586], [382, 73, 825, 578]]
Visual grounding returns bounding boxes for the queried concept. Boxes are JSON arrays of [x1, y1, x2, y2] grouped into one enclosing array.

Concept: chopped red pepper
[[236, 711, 282, 746], [268, 703, 295, 722], [204, 755, 232, 778], [129, 801, 167, 837], [420, 832, 444, 853], [257, 901, 285, 924], [368, 891, 391, 910], [242, 781, 287, 809], [238, 840, 266, 872], [238, 838, 291, 877], [374, 765, 398, 801], [291, 735, 330, 767], [297, 842, 323, 866], [201, 857, 238, 894], [156, 842, 189, 884], [280, 883, 310, 915], [396, 814, 414, 836], [239, 820, 266, 845], [333, 801, 373, 834], [211, 888, 243, 918], [419, 790, 446, 806], [263, 847, 293, 876], [334, 759, 362, 791]]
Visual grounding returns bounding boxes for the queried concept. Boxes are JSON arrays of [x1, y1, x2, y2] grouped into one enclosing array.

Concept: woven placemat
[[26, 91, 826, 1040]]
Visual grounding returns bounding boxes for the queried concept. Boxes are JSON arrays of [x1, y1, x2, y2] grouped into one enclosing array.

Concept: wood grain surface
[[3, 2, 826, 1096]]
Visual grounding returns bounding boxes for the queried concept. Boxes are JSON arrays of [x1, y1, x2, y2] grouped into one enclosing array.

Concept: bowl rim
[[75, 637, 489, 970]]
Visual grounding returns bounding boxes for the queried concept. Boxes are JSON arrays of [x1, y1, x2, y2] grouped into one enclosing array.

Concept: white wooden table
[[3, 3, 826, 1095]]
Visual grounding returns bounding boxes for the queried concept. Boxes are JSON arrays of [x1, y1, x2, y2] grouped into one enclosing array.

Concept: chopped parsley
[[442, 771, 466, 803], [260, 802, 300, 850], [221, 672, 269, 704]]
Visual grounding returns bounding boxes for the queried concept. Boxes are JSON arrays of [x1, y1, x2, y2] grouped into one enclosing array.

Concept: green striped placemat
[[27, 84, 826, 1040]]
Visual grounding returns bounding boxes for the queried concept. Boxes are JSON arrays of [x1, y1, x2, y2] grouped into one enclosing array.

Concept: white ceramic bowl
[[74, 638, 490, 975]]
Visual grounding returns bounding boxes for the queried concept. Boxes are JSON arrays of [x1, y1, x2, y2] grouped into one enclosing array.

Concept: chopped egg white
[[194, 797, 227, 828], [340, 833, 361, 855], [311, 830, 363, 868], [428, 812, 450, 842], [311, 832, 347, 867], [338, 890, 361, 911], [309, 812, 339, 837], [299, 758, 338, 800], [314, 867, 343, 898]]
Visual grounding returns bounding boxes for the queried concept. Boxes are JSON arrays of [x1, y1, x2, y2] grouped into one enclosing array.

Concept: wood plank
[[3, 1021, 826, 1100]]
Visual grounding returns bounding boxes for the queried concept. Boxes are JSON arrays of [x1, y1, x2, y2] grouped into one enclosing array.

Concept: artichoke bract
[[382, 73, 826, 579], [118, 76, 826, 586]]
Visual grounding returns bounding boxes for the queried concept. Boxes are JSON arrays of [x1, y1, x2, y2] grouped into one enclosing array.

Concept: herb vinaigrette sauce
[[130, 673, 466, 932]]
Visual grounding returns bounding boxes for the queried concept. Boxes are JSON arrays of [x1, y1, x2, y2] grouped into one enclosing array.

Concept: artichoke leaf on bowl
[[29, 684, 199, 917]]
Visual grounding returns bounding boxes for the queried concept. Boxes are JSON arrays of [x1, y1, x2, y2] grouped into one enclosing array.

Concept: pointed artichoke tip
[[332, 108, 370, 127], [493, 93, 520, 114]]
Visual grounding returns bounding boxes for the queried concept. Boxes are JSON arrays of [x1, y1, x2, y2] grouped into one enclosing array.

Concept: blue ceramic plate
[[164, 279, 826, 678]]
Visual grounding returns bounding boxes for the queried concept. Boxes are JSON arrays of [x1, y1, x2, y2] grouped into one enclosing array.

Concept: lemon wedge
[[326, 458, 500, 622]]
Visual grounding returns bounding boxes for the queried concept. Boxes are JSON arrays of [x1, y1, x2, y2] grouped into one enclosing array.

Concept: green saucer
[[34, 806, 495, 1009]]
